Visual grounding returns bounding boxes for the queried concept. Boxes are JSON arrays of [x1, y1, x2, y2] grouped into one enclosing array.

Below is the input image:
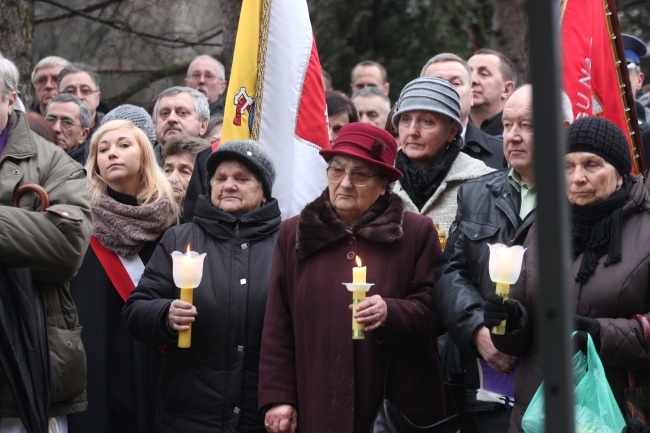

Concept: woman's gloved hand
[[573, 315, 601, 354]]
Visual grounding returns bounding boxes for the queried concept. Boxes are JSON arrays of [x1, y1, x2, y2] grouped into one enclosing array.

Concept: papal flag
[[222, 0, 330, 218], [561, 0, 645, 173]]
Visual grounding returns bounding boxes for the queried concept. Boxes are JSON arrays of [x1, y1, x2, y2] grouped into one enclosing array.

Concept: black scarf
[[570, 178, 632, 284], [395, 145, 460, 211]]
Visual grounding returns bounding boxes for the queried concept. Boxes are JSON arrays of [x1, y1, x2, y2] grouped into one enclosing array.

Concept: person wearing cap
[[68, 119, 178, 433], [123, 139, 281, 433], [392, 76, 494, 234], [421, 53, 506, 170], [623, 34, 647, 100], [482, 116, 650, 432], [258, 122, 446, 433], [101, 104, 157, 147]]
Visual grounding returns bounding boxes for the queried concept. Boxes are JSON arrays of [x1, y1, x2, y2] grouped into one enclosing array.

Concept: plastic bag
[[521, 333, 626, 433]]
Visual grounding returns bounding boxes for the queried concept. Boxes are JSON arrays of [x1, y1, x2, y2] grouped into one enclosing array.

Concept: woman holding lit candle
[[123, 140, 281, 432], [484, 117, 650, 432], [68, 120, 178, 433], [258, 123, 446, 433]]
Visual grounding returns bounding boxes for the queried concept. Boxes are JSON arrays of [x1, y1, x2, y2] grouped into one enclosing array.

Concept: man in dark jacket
[[434, 85, 535, 432], [0, 55, 92, 430], [421, 53, 506, 170]]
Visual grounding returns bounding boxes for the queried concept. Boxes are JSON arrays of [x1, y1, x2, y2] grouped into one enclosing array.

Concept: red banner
[[561, 0, 644, 173]]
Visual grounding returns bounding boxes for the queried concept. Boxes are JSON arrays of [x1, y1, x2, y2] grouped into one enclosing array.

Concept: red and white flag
[[223, 0, 329, 218]]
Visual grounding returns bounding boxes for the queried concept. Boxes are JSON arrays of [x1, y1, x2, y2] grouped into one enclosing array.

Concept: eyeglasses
[[326, 165, 383, 186], [45, 116, 82, 130], [188, 72, 222, 82], [61, 86, 99, 96], [35, 75, 58, 86]]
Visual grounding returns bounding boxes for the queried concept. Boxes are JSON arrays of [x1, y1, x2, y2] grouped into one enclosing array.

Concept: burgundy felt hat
[[319, 123, 403, 182]]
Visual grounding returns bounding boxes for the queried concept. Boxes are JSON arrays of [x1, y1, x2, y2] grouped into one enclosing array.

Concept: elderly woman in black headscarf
[[485, 117, 650, 432]]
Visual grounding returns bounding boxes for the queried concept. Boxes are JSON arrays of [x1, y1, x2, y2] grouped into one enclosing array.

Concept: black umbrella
[[0, 267, 50, 433], [0, 183, 52, 432]]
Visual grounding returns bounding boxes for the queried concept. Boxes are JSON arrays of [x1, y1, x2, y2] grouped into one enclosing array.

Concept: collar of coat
[[296, 189, 405, 259], [193, 194, 282, 243]]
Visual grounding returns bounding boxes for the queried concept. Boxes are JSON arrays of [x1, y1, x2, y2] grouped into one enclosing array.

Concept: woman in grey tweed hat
[[392, 77, 493, 235]]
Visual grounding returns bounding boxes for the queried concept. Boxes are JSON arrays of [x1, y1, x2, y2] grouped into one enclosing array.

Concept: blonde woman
[[69, 120, 178, 433]]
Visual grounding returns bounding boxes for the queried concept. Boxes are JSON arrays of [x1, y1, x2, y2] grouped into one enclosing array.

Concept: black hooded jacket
[[123, 195, 281, 432]]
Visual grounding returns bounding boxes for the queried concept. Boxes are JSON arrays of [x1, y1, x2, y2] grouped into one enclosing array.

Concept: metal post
[[525, 1, 575, 432]]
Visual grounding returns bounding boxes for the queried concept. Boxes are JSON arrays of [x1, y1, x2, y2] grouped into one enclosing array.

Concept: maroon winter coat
[[258, 191, 446, 433]]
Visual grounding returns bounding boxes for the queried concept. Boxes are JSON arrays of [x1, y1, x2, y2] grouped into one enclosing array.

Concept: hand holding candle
[[487, 243, 526, 335], [171, 244, 206, 348]]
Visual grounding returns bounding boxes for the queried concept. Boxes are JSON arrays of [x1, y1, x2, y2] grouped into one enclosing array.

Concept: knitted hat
[[205, 139, 276, 199], [566, 117, 632, 176], [319, 123, 403, 182], [391, 77, 462, 134], [101, 104, 156, 146]]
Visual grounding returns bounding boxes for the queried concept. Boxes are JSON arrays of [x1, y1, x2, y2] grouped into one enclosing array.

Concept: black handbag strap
[[381, 300, 461, 416]]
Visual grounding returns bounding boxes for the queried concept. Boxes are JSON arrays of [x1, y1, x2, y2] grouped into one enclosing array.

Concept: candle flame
[[186, 244, 191, 255], [355, 256, 362, 267]]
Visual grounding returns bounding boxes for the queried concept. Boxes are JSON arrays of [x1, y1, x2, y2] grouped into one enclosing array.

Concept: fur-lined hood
[[296, 189, 405, 259]]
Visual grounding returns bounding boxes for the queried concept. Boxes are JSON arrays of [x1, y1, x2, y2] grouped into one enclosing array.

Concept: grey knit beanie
[[391, 77, 462, 135], [566, 117, 632, 176], [205, 139, 276, 199], [101, 104, 156, 146]]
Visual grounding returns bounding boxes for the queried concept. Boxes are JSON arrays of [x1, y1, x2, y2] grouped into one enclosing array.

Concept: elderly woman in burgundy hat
[[258, 122, 446, 433]]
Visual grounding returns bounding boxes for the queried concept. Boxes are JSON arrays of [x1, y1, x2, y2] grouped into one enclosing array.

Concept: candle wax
[[352, 266, 366, 284], [178, 287, 194, 348]]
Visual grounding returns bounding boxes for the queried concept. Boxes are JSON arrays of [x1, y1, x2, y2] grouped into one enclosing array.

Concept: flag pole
[[526, 0, 575, 432], [606, 0, 647, 175]]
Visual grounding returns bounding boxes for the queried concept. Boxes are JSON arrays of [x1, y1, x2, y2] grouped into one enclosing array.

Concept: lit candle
[[171, 244, 207, 348], [353, 256, 366, 284], [487, 243, 526, 335], [352, 256, 367, 339]]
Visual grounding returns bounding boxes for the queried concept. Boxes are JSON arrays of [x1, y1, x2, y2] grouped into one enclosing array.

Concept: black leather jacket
[[433, 170, 535, 410]]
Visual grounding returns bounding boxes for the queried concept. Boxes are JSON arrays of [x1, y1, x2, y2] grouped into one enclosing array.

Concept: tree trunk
[[489, 0, 528, 84], [0, 0, 35, 103], [219, 0, 243, 76]]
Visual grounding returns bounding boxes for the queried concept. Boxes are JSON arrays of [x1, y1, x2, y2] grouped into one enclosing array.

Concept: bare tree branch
[[105, 61, 190, 107], [36, 0, 224, 48], [34, 0, 120, 25]]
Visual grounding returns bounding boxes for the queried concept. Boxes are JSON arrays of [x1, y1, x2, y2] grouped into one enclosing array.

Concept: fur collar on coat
[[296, 189, 405, 259]]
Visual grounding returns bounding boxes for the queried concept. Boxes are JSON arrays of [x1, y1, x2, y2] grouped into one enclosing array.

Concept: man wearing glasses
[[184, 55, 227, 116], [30, 56, 70, 116], [57, 63, 103, 139], [45, 93, 91, 165]]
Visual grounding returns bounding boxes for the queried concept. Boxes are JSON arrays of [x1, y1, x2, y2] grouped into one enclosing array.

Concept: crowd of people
[[0, 29, 648, 433]]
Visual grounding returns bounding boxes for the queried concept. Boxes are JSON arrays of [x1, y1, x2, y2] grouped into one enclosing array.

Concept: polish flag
[[222, 0, 329, 218]]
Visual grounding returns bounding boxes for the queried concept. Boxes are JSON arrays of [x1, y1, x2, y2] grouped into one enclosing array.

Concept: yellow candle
[[491, 282, 510, 335], [352, 256, 367, 339], [352, 290, 366, 339], [178, 287, 194, 348], [353, 256, 366, 284]]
